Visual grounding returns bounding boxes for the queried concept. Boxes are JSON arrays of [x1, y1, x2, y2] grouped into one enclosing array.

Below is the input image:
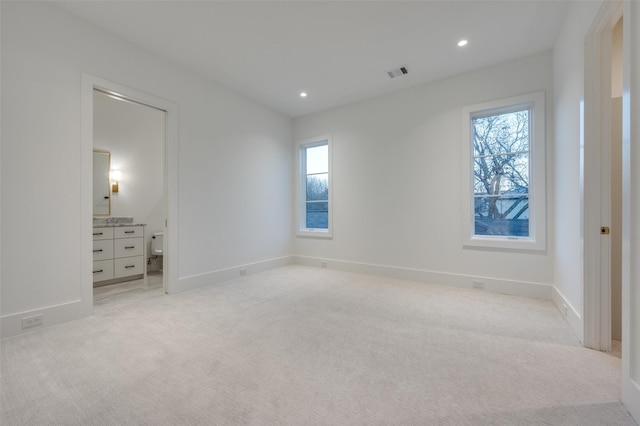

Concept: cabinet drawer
[[114, 256, 143, 278], [93, 240, 113, 261], [93, 227, 114, 240], [114, 226, 144, 239], [114, 237, 143, 258], [93, 259, 114, 282]]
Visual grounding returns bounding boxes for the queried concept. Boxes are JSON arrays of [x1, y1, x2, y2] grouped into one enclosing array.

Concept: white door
[[621, 0, 640, 420]]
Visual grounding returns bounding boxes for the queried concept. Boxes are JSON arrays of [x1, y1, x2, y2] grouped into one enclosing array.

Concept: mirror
[[93, 150, 111, 216]]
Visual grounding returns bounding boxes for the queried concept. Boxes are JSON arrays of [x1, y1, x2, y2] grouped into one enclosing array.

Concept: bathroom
[[92, 89, 166, 302]]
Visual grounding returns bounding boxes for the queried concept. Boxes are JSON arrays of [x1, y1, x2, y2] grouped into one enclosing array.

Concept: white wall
[[0, 2, 292, 337], [609, 3, 624, 346], [612, 18, 624, 99], [93, 90, 165, 270], [0, 0, 3, 331], [611, 97, 622, 340], [293, 53, 555, 295], [552, 0, 604, 341]]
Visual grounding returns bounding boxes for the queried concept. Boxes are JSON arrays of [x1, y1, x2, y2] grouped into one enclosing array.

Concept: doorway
[[582, 0, 622, 353], [81, 74, 178, 311], [583, 1, 640, 419], [92, 88, 166, 305]]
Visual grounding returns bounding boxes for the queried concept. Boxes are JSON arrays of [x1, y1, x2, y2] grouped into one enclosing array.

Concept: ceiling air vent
[[386, 66, 409, 79]]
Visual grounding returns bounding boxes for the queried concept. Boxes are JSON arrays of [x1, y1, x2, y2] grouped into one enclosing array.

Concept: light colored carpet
[[1, 265, 636, 425]]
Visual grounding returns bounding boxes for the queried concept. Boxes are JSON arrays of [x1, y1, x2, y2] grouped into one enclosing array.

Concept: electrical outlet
[[320, 262, 327, 268], [472, 280, 484, 289], [239, 268, 247, 276], [22, 314, 43, 329]]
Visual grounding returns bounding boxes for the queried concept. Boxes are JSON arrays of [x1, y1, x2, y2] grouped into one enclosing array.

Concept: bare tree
[[472, 109, 529, 235], [306, 175, 328, 202]]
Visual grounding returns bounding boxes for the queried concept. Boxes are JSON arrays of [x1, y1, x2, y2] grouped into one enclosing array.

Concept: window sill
[[463, 235, 545, 252], [296, 229, 333, 239]]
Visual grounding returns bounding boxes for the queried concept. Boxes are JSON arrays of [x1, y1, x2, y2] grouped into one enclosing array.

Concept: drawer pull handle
[[93, 249, 103, 253], [93, 269, 103, 274], [93, 232, 103, 236], [124, 231, 135, 234], [125, 265, 135, 269], [125, 246, 135, 249]]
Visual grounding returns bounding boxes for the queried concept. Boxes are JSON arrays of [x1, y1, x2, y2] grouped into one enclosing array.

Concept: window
[[462, 92, 546, 251], [296, 136, 332, 237]]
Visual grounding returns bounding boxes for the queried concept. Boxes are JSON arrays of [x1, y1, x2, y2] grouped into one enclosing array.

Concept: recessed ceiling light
[[458, 39, 468, 47], [300, 92, 307, 98]]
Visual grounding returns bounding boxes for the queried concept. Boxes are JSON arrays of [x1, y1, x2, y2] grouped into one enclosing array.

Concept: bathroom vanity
[[93, 221, 146, 286]]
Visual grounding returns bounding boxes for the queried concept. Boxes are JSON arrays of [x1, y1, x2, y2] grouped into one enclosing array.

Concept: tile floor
[[93, 271, 164, 306]]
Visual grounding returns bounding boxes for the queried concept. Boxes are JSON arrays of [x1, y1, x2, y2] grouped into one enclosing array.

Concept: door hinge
[[601, 226, 610, 235]]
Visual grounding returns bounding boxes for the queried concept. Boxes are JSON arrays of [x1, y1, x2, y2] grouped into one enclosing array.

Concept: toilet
[[151, 232, 164, 255], [151, 232, 164, 273]]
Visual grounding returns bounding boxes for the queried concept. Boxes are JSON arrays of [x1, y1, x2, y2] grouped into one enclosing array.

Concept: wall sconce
[[110, 170, 121, 193]]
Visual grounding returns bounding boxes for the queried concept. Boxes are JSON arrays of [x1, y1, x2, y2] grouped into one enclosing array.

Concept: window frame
[[461, 92, 546, 251], [295, 135, 333, 238]]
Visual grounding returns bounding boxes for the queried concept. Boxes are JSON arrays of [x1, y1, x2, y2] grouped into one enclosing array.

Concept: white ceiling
[[53, 1, 570, 117]]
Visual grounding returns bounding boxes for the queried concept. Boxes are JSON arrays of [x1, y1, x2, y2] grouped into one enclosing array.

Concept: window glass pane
[[472, 109, 529, 157], [474, 195, 529, 237], [463, 92, 545, 249], [472, 108, 530, 238], [299, 139, 330, 234], [306, 144, 328, 174], [473, 153, 529, 195], [306, 174, 328, 201], [306, 202, 328, 229]]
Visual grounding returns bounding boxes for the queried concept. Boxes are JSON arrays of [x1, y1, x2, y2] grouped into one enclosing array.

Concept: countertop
[[93, 217, 146, 227], [93, 223, 146, 228]]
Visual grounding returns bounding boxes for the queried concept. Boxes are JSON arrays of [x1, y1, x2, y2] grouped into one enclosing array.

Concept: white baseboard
[[2, 256, 558, 340], [1, 299, 91, 340], [1, 256, 294, 340], [294, 255, 552, 299], [551, 285, 583, 343], [173, 255, 295, 293]]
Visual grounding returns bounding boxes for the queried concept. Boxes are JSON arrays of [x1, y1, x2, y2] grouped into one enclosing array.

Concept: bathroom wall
[[93, 90, 165, 272]]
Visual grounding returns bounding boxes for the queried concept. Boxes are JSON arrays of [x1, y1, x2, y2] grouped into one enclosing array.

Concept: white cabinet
[[115, 257, 144, 278], [93, 225, 145, 285], [92, 259, 114, 282], [93, 240, 113, 261], [114, 226, 143, 239], [114, 237, 144, 258], [93, 227, 114, 240]]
